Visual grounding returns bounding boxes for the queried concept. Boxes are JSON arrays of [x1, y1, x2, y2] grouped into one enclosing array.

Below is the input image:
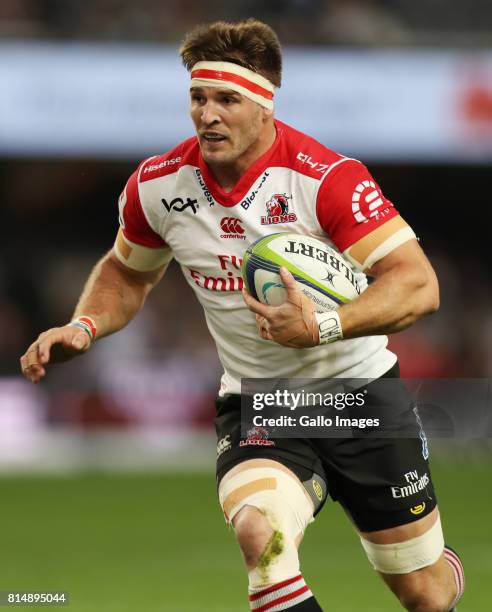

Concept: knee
[[233, 505, 274, 569], [219, 465, 313, 587]]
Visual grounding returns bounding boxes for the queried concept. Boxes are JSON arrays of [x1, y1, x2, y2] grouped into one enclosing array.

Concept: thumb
[[279, 266, 299, 298], [72, 333, 90, 350]]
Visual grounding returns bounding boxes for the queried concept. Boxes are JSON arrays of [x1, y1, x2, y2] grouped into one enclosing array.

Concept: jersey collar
[[197, 120, 283, 208]]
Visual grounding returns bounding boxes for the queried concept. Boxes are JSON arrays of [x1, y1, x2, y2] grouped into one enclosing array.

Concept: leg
[[360, 507, 465, 611], [312, 372, 465, 610], [219, 458, 323, 610]]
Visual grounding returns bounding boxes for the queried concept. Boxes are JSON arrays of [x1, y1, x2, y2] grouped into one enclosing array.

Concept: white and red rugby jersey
[[118, 120, 398, 394]]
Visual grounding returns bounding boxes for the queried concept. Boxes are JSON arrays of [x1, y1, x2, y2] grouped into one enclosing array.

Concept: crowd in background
[[1, 0, 492, 47]]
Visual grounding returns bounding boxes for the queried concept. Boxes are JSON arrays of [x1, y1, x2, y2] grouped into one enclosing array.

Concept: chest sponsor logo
[[239, 426, 275, 448], [391, 470, 430, 499], [189, 254, 244, 292], [162, 197, 199, 215], [220, 217, 246, 240], [351, 180, 392, 223], [261, 193, 297, 225], [241, 170, 269, 210]]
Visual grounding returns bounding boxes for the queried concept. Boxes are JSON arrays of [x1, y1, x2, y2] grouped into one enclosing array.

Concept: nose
[[201, 101, 221, 126]]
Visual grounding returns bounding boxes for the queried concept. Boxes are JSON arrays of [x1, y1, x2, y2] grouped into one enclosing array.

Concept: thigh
[[315, 377, 437, 532], [215, 394, 328, 516]]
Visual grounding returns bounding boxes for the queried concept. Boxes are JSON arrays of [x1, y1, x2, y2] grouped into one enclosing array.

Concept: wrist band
[[315, 311, 343, 345], [68, 316, 97, 341]]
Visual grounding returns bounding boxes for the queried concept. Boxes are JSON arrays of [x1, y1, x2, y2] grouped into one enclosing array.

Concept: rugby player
[[20, 19, 464, 611]]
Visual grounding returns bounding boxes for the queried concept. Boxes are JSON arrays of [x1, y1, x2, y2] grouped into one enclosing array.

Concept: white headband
[[190, 61, 275, 110]]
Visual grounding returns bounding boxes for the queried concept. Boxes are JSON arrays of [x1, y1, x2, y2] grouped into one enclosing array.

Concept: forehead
[[190, 86, 242, 97]]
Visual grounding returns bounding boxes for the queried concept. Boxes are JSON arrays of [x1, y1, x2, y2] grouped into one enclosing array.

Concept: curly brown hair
[[180, 19, 282, 88]]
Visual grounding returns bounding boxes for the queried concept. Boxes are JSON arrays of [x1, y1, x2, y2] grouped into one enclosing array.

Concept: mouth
[[201, 132, 228, 144]]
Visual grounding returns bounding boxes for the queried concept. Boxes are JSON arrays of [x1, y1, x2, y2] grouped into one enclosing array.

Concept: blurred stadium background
[[1, 1, 491, 610]]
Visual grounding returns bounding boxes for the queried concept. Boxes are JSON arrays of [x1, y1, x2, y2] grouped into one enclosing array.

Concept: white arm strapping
[[344, 227, 417, 272], [114, 232, 173, 272]]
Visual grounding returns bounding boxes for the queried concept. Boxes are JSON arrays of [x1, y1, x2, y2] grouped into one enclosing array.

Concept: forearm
[[338, 260, 439, 339], [72, 251, 161, 339]]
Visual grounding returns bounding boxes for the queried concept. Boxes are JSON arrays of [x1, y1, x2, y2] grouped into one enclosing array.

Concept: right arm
[[20, 246, 167, 384], [22, 158, 173, 383], [73, 248, 166, 339]]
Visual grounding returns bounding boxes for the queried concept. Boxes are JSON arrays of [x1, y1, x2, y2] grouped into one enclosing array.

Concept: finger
[[71, 331, 90, 351], [242, 288, 272, 317], [28, 365, 46, 383], [255, 314, 267, 333], [39, 328, 90, 361], [37, 340, 51, 364], [23, 341, 42, 368], [259, 324, 273, 341], [20, 352, 46, 383], [37, 334, 59, 364], [36, 329, 56, 362], [279, 267, 299, 298]]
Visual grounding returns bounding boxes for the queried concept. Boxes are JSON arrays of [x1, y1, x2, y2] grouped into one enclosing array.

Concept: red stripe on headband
[[191, 69, 274, 100]]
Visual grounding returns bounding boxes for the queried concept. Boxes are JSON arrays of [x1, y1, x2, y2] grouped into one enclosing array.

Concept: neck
[[208, 120, 277, 192]]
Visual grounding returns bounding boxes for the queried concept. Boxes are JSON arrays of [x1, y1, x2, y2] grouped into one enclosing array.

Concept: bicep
[[344, 216, 417, 272], [114, 228, 173, 274], [106, 243, 170, 290], [365, 239, 437, 285]]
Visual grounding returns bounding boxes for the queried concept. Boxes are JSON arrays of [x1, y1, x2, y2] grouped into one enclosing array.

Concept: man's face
[[190, 86, 268, 166]]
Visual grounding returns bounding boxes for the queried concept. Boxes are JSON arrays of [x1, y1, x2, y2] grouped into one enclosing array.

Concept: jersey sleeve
[[118, 166, 167, 248], [115, 165, 173, 272], [316, 160, 399, 253]]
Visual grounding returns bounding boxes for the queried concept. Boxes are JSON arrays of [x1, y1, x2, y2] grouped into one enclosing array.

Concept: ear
[[262, 106, 274, 122]]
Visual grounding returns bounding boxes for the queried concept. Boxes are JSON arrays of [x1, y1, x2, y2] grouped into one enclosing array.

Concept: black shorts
[[215, 363, 437, 532]]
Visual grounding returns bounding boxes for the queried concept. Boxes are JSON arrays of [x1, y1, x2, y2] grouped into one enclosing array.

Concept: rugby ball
[[241, 233, 361, 312]]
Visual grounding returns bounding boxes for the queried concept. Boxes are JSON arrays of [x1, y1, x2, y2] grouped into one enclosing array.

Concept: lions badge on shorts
[[239, 426, 276, 447]]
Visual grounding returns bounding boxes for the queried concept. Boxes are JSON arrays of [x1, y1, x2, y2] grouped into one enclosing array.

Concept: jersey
[[117, 120, 399, 395]]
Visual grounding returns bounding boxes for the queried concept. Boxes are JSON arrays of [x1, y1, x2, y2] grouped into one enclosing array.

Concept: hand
[[20, 325, 92, 383], [242, 267, 320, 348]]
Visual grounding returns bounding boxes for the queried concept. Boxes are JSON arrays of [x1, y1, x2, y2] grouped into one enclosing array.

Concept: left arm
[[243, 157, 440, 348], [242, 238, 439, 349], [337, 238, 439, 339]]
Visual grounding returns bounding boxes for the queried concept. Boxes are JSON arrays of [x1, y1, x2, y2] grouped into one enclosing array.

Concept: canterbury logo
[[220, 217, 245, 235]]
